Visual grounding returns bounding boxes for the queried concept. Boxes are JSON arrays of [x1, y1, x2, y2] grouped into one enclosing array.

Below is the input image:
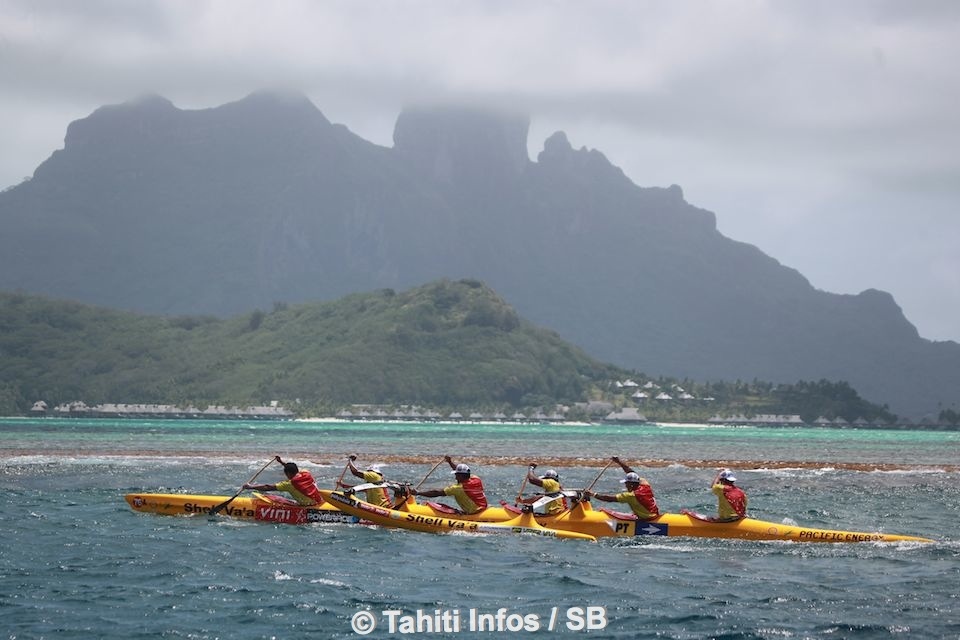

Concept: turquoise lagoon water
[[1, 418, 958, 639]]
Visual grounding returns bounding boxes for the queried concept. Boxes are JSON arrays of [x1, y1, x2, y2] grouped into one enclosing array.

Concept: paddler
[[244, 456, 323, 505], [711, 468, 747, 521], [584, 456, 660, 520], [410, 456, 488, 515], [339, 454, 392, 508], [517, 464, 567, 515]]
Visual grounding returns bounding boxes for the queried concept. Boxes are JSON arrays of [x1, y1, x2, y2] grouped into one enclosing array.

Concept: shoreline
[[4, 415, 957, 430]]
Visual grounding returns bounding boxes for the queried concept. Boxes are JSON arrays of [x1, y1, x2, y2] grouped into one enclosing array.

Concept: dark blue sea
[[2, 418, 958, 639]]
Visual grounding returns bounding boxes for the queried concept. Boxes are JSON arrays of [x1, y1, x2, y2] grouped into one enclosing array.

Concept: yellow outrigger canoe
[[125, 486, 932, 543], [394, 491, 933, 543], [124, 492, 362, 525]]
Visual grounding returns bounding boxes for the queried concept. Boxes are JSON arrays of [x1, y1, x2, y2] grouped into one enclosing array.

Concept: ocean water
[[2, 418, 959, 639]]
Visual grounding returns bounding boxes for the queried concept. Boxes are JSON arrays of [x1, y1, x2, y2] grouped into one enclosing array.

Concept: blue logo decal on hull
[[635, 523, 668, 536]]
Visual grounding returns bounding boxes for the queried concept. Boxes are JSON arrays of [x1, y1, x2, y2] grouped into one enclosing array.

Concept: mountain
[[1, 91, 957, 419]]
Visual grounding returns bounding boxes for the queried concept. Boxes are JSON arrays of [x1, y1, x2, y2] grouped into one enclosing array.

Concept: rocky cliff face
[[1, 91, 957, 419], [393, 106, 531, 184]]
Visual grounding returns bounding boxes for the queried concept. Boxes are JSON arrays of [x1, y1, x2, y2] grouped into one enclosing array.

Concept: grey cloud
[[4, 0, 176, 39], [0, 0, 958, 342]]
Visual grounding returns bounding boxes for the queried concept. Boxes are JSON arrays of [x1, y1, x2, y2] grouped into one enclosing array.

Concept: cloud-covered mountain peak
[[221, 89, 329, 123], [63, 93, 178, 149], [393, 106, 531, 182]]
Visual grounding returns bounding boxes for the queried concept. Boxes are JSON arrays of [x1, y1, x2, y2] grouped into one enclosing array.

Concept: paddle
[[335, 455, 356, 488], [582, 459, 615, 495], [414, 459, 445, 491], [391, 486, 412, 510], [516, 464, 536, 502], [210, 457, 276, 515]]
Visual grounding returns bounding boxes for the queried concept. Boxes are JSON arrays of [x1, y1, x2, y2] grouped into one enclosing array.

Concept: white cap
[[452, 463, 471, 475], [719, 469, 737, 483], [366, 464, 383, 474], [541, 469, 559, 480], [620, 472, 641, 483]]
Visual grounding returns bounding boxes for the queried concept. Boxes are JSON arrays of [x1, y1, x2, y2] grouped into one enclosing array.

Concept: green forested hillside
[[0, 280, 902, 423], [0, 280, 622, 415]]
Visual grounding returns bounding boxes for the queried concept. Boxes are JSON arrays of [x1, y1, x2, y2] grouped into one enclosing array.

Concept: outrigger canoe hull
[[553, 505, 933, 542], [125, 491, 933, 543], [318, 490, 595, 541], [398, 496, 932, 543], [124, 493, 361, 525]]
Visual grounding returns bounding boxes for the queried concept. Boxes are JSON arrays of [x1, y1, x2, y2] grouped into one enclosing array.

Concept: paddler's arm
[[582, 489, 617, 503], [517, 492, 559, 505], [711, 468, 725, 487], [345, 454, 364, 480], [611, 456, 635, 474], [443, 455, 456, 470], [244, 482, 278, 491], [526, 463, 544, 487], [410, 488, 445, 498]]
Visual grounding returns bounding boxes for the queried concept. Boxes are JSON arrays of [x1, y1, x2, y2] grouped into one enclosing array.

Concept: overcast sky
[[2, 1, 958, 342]]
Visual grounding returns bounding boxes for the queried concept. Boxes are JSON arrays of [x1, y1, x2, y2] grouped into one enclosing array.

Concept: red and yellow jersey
[[712, 483, 747, 520], [615, 484, 659, 519], [276, 470, 322, 505], [443, 476, 488, 514]]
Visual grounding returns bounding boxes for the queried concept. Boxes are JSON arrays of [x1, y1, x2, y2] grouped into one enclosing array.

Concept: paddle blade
[[209, 493, 238, 516]]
